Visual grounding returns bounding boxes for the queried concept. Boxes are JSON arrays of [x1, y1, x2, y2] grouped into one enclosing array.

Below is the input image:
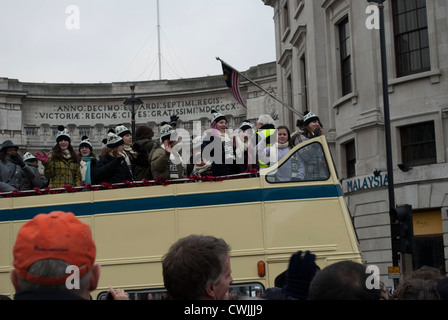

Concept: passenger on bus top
[[264, 125, 305, 182], [95, 131, 133, 184], [10, 211, 101, 300], [291, 111, 328, 180], [35, 126, 82, 189], [255, 114, 276, 168], [162, 234, 233, 300], [22, 151, 46, 190], [131, 125, 158, 181], [201, 110, 241, 176], [234, 120, 257, 173], [77, 136, 97, 185], [0, 141, 43, 192], [114, 124, 134, 179], [150, 122, 183, 180], [292, 111, 323, 146]]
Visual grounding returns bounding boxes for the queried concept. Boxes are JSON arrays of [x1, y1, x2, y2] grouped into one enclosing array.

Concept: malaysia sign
[[343, 172, 388, 193]]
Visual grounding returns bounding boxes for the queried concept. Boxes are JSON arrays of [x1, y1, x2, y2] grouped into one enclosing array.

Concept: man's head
[[10, 211, 100, 299], [162, 234, 232, 300]]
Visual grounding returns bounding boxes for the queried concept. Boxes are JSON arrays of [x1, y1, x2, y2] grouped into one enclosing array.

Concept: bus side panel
[[97, 258, 164, 291], [264, 197, 360, 261], [91, 209, 177, 291], [92, 210, 177, 261], [176, 203, 264, 251], [177, 202, 265, 284], [0, 222, 13, 296]]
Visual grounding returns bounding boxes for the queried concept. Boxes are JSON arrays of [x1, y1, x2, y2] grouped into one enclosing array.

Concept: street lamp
[[123, 85, 143, 143], [368, 0, 402, 284]]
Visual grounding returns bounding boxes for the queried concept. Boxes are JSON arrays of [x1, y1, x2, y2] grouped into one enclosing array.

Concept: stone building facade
[[0, 62, 279, 156], [263, 0, 448, 286]]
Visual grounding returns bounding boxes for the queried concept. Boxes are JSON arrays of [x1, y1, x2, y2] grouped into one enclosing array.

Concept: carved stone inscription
[[30, 96, 245, 125]]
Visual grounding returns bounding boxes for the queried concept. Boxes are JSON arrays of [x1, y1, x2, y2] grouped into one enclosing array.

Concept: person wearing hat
[[77, 136, 97, 185], [150, 122, 183, 180], [0, 141, 43, 192], [131, 125, 158, 181], [115, 124, 135, 177], [35, 126, 82, 189], [234, 120, 257, 173], [21, 152, 47, 190], [263, 125, 305, 182], [200, 110, 240, 177], [95, 131, 133, 184], [291, 111, 327, 180], [10, 211, 101, 300], [255, 114, 276, 168], [292, 111, 323, 146]]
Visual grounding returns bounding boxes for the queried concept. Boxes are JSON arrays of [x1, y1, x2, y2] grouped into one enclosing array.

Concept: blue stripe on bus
[[0, 184, 342, 222]]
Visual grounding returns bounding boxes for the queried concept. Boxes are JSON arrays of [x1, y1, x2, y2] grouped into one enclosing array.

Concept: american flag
[[220, 62, 246, 108]]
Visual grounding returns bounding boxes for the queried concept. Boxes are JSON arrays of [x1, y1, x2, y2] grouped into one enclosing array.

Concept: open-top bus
[[0, 136, 362, 299]]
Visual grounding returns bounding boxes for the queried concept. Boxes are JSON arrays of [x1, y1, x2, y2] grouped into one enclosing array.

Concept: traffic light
[[393, 204, 415, 254]]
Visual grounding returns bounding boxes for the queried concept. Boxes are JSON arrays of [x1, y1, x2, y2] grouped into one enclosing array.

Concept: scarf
[[81, 156, 92, 184], [218, 131, 234, 163], [61, 149, 71, 159], [124, 145, 137, 160]]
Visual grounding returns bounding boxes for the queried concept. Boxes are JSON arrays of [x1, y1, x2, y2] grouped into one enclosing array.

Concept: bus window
[[228, 283, 265, 300], [96, 283, 264, 300], [97, 288, 169, 300], [266, 142, 330, 183]]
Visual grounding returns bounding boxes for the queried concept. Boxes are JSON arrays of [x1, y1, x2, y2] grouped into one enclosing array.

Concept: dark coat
[[132, 138, 158, 180], [201, 132, 241, 177], [0, 155, 43, 191], [95, 154, 133, 184]]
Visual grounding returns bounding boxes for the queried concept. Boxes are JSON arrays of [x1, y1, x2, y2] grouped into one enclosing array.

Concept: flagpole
[[216, 57, 302, 117], [157, 0, 162, 80]]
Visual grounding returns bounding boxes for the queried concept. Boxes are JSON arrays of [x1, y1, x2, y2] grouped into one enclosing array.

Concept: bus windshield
[[266, 141, 330, 183]]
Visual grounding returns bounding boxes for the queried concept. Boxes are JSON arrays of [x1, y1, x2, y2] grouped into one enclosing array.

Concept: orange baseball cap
[[13, 211, 96, 285]]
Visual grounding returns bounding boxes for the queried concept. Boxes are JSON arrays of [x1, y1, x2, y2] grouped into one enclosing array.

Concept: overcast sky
[[0, 0, 276, 84]]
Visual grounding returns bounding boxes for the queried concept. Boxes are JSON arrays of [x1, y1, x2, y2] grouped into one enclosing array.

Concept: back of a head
[[162, 235, 230, 300], [397, 279, 440, 300], [409, 266, 444, 282], [135, 125, 154, 141], [257, 114, 275, 126], [12, 211, 97, 298], [308, 261, 380, 300], [17, 258, 91, 296]]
